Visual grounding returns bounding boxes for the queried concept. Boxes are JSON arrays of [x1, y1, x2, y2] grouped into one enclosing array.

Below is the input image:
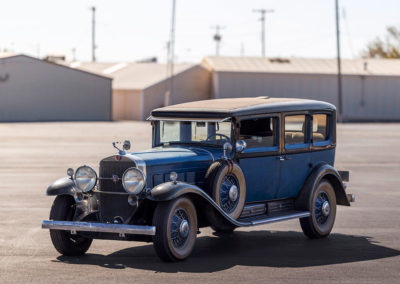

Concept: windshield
[[154, 120, 232, 147]]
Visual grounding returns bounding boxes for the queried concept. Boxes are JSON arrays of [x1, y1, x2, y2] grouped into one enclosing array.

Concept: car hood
[[129, 146, 222, 168]]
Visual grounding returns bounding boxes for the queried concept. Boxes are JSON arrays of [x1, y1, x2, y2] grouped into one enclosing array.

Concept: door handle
[[278, 156, 291, 161]]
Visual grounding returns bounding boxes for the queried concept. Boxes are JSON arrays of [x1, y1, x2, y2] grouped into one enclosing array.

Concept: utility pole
[[71, 48, 76, 62], [165, 0, 176, 106], [91, 6, 96, 62], [335, 0, 343, 122], [211, 25, 224, 56], [253, 9, 274, 57]]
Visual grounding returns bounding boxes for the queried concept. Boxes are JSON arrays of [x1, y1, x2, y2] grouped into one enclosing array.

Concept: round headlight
[[122, 167, 146, 195], [74, 165, 97, 193]]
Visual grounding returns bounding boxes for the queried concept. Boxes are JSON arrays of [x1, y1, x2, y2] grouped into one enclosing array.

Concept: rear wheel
[[49, 195, 92, 256], [152, 197, 198, 262], [300, 180, 337, 238]]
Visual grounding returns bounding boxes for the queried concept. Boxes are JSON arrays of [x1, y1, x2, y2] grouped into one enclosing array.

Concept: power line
[[211, 25, 225, 56], [253, 9, 274, 57]]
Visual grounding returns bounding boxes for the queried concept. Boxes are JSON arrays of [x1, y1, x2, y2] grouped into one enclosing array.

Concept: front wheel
[[152, 197, 198, 262], [300, 179, 337, 239], [49, 195, 92, 256]]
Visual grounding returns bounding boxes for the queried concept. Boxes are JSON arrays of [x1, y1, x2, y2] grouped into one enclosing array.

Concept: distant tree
[[362, 26, 400, 58]]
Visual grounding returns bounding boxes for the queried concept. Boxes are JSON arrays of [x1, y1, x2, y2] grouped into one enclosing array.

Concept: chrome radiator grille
[[98, 156, 136, 223]]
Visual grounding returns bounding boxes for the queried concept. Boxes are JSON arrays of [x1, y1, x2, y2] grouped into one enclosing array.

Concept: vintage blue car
[[42, 97, 354, 262]]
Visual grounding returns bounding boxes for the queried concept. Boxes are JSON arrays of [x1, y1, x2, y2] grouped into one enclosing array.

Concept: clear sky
[[1, 0, 399, 63]]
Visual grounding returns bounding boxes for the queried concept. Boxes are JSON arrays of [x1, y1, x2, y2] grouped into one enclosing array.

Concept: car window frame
[[234, 113, 280, 157], [282, 112, 311, 153], [152, 120, 234, 148], [311, 111, 333, 149]]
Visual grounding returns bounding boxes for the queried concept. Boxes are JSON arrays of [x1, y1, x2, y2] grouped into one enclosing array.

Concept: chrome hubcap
[[322, 201, 330, 216], [179, 220, 189, 238], [220, 175, 240, 213], [229, 185, 238, 202], [315, 191, 330, 225], [170, 209, 190, 248]]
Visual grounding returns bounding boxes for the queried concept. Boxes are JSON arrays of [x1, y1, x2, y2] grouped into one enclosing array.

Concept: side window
[[239, 117, 277, 148], [285, 115, 306, 145], [313, 114, 329, 142]]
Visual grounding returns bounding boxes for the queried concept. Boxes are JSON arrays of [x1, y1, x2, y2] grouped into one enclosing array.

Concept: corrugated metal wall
[[214, 71, 400, 121], [0, 55, 112, 122], [142, 65, 211, 120]]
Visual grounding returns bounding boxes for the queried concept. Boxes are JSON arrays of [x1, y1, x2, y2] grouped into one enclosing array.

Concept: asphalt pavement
[[0, 122, 399, 283]]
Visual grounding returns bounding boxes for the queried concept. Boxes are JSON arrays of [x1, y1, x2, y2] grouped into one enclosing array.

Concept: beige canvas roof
[[151, 97, 334, 118], [202, 56, 400, 76], [68, 62, 194, 90]]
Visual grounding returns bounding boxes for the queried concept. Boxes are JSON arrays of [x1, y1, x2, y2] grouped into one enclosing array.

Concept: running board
[[236, 210, 311, 227]]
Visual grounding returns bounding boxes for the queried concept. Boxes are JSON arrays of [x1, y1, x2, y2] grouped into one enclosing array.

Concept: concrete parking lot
[[0, 122, 399, 283]]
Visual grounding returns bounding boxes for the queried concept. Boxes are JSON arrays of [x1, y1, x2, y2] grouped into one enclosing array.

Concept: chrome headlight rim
[[73, 165, 98, 193], [122, 167, 146, 195]]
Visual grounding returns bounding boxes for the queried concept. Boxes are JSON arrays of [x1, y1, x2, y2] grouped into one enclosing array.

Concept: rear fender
[[295, 163, 350, 209]]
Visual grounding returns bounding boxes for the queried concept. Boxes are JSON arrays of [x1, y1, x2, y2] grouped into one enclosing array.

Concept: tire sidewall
[[310, 180, 337, 236], [164, 197, 198, 260], [211, 162, 246, 219]]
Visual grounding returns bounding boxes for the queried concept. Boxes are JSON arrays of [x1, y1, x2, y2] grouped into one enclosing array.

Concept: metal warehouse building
[[71, 62, 210, 120], [202, 56, 400, 121], [0, 54, 112, 122]]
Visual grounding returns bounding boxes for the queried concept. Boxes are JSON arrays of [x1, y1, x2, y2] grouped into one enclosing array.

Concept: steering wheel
[[205, 133, 230, 144]]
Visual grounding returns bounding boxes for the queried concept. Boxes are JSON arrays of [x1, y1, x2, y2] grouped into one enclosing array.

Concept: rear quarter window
[[312, 114, 329, 142]]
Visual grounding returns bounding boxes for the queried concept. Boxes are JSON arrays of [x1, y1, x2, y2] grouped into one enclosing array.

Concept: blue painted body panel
[[131, 146, 223, 188], [129, 145, 335, 202], [240, 155, 281, 202], [277, 148, 335, 199]]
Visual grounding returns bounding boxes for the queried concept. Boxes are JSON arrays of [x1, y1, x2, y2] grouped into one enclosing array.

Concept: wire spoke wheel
[[299, 179, 337, 239], [314, 191, 330, 225], [153, 197, 198, 262], [170, 208, 190, 248], [219, 175, 240, 213]]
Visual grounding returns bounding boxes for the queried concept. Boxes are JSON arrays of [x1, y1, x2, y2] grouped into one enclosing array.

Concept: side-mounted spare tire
[[204, 159, 246, 232]]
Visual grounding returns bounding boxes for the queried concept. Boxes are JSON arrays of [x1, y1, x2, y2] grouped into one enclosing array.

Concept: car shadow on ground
[[55, 230, 400, 273]]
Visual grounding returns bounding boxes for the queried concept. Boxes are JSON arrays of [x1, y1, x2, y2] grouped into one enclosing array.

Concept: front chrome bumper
[[42, 220, 156, 236]]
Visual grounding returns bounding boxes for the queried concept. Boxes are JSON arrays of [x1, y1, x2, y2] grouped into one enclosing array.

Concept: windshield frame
[[152, 118, 233, 148]]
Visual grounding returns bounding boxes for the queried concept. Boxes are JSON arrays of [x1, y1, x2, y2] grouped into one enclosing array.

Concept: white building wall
[[0, 55, 112, 122]]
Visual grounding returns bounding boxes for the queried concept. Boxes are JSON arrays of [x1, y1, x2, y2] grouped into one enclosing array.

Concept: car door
[[276, 113, 312, 199], [236, 115, 281, 202]]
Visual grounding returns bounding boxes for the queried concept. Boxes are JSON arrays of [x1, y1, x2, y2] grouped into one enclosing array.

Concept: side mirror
[[236, 140, 247, 153], [123, 140, 131, 151]]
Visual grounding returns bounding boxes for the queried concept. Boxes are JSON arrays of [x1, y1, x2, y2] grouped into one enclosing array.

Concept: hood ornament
[[112, 175, 119, 183], [112, 140, 131, 155]]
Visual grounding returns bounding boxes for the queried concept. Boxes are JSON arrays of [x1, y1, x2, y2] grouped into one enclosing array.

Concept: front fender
[[295, 163, 350, 209], [46, 177, 77, 197], [148, 181, 245, 227]]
